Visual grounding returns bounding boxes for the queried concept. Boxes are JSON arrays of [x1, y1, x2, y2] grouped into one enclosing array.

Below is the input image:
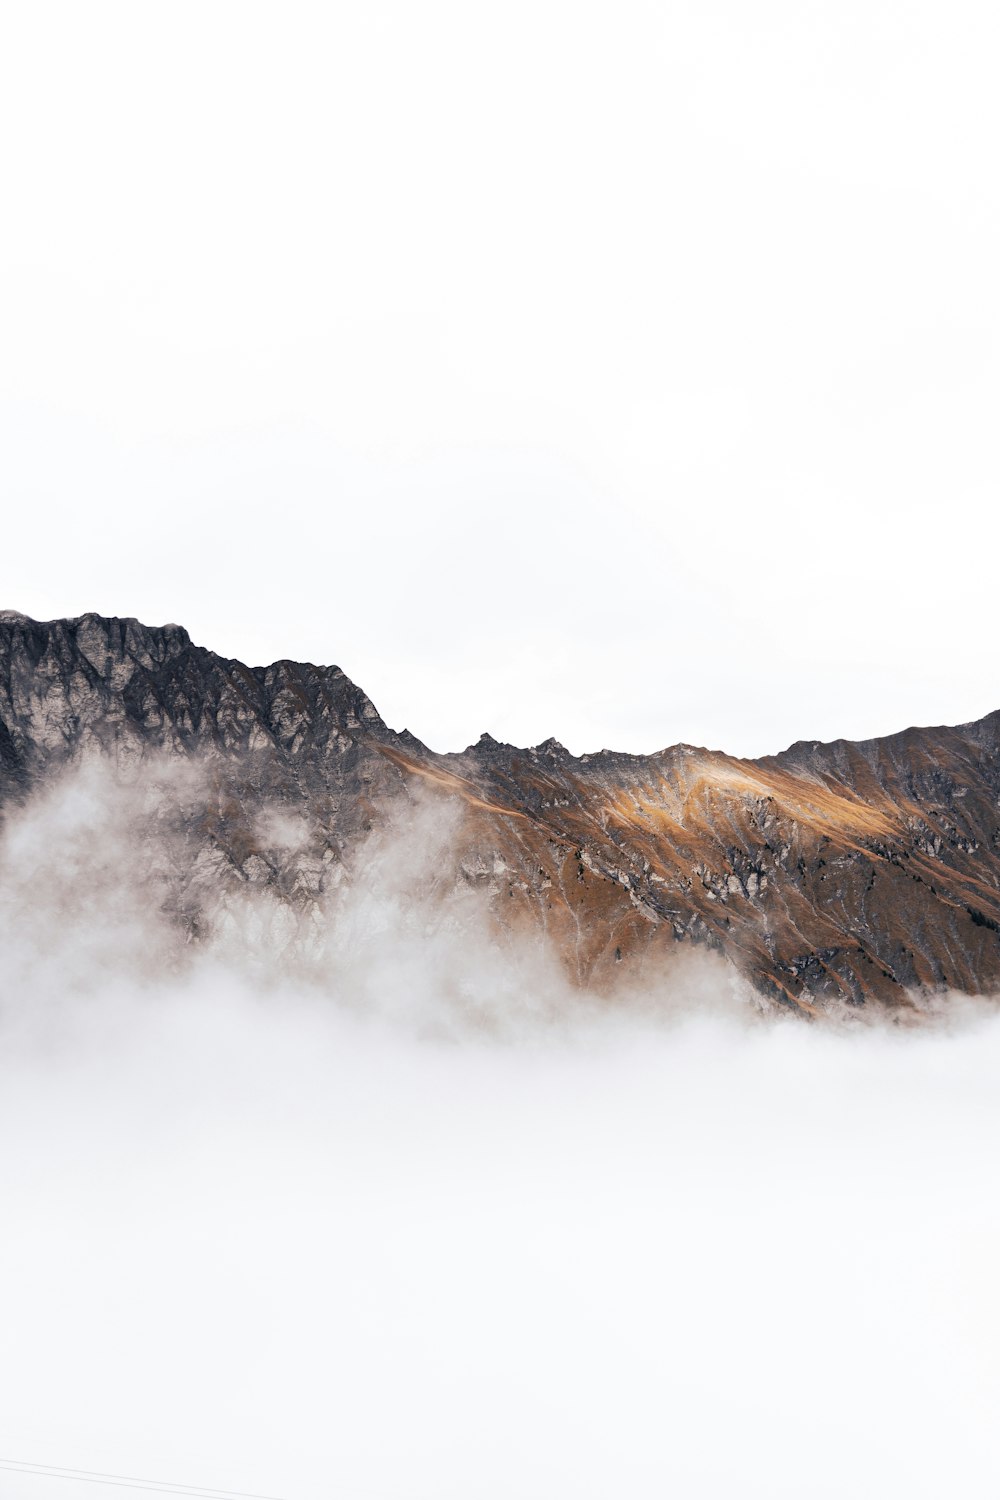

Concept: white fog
[[2, 766, 1000, 1499]]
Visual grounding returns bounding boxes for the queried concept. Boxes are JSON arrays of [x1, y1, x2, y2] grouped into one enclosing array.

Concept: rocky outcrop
[[3, 610, 1000, 1013]]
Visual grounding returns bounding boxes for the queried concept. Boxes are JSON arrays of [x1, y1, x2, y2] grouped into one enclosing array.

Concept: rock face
[[3, 610, 1000, 1012]]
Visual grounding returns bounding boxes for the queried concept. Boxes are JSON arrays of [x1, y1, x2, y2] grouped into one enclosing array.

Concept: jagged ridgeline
[[2, 610, 1000, 1013]]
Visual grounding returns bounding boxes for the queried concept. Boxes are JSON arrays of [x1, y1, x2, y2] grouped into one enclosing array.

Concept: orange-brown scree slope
[[383, 712, 1000, 1010]]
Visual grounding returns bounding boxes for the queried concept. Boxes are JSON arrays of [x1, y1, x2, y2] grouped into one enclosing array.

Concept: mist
[[3, 763, 1000, 1499]]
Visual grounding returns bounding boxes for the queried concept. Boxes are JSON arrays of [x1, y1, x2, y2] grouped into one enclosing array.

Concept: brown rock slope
[[2, 611, 999, 1011], [404, 719, 1000, 1010]]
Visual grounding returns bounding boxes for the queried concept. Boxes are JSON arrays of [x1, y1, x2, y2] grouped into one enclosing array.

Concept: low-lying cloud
[[2, 760, 1000, 1499]]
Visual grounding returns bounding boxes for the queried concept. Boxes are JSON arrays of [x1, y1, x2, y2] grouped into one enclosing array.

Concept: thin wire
[[0, 1458, 292, 1500]]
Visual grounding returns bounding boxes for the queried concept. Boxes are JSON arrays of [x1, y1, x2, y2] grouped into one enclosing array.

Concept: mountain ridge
[[3, 610, 999, 1014]]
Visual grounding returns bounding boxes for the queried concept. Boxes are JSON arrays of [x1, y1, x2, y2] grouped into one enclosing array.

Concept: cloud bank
[[2, 762, 999, 1499]]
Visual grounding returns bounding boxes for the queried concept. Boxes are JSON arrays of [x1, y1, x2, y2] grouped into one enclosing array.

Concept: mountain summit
[[2, 611, 999, 1013]]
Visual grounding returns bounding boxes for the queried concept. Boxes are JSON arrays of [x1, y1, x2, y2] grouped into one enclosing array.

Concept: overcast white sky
[[1, 0, 997, 756]]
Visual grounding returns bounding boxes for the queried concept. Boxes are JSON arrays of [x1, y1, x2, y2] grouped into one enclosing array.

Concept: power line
[[0, 1458, 293, 1500]]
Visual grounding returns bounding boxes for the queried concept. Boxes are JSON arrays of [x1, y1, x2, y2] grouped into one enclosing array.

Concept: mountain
[[2, 609, 999, 1013]]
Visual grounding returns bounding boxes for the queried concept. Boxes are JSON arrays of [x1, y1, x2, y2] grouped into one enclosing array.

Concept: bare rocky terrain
[[3, 609, 999, 1013]]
